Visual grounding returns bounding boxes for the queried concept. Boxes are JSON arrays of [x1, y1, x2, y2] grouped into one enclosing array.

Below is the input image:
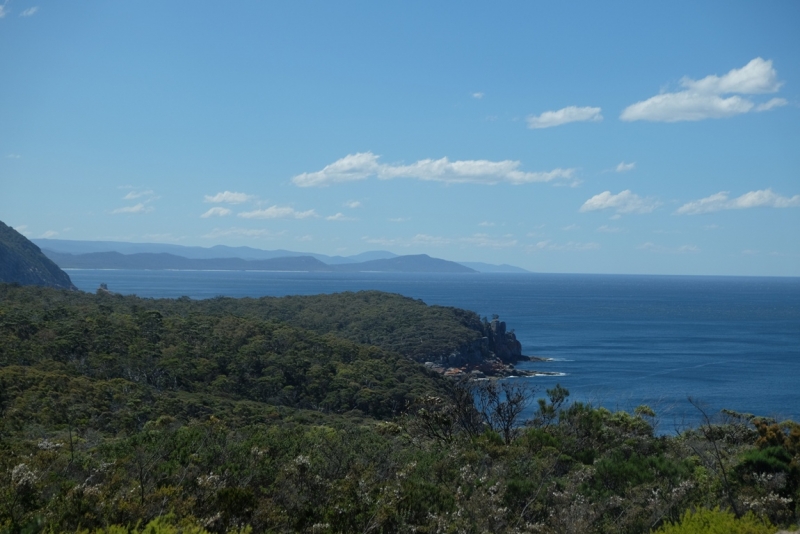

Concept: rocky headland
[[422, 317, 556, 379]]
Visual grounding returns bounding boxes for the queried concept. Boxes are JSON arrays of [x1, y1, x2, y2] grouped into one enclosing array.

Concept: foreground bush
[[652, 507, 776, 534]]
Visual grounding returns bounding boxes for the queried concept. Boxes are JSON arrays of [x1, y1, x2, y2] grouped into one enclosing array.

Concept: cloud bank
[[580, 190, 659, 214], [676, 189, 800, 214], [621, 58, 786, 122], [527, 106, 603, 129], [292, 152, 575, 187]]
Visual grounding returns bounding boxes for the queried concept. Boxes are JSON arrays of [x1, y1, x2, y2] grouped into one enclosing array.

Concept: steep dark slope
[[0, 220, 76, 289]]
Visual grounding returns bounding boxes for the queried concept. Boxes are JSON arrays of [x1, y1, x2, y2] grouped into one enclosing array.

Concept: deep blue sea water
[[66, 270, 800, 431]]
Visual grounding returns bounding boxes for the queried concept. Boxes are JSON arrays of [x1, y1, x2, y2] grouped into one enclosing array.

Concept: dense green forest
[[1, 284, 798, 533]]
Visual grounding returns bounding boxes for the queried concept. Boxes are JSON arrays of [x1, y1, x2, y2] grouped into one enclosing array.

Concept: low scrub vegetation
[[1, 284, 798, 533]]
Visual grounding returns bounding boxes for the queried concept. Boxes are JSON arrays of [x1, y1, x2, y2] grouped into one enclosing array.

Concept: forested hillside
[[1, 284, 798, 533], [0, 222, 76, 290]]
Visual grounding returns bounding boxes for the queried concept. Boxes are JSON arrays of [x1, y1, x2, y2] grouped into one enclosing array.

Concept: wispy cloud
[[362, 234, 451, 247], [40, 230, 58, 238], [615, 162, 635, 172], [362, 232, 517, 249], [238, 206, 317, 219], [344, 200, 362, 208], [6, 153, 21, 159], [472, 92, 484, 99], [478, 221, 495, 227], [123, 189, 154, 200], [639, 242, 699, 254], [202, 227, 285, 239], [562, 224, 580, 231], [0, 4, 7, 17], [531, 240, 600, 251], [527, 106, 602, 129], [292, 152, 575, 187], [111, 203, 154, 214], [597, 225, 624, 233], [326, 212, 356, 221], [388, 217, 409, 223], [204, 191, 254, 204], [580, 190, 660, 214], [20, 6, 38, 16], [200, 207, 232, 218], [462, 234, 517, 248], [675, 189, 800, 214], [621, 58, 786, 122]]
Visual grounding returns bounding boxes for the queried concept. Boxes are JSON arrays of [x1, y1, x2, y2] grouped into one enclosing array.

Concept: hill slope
[[0, 220, 76, 289]]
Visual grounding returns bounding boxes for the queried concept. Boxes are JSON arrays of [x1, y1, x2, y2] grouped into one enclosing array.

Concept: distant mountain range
[[34, 239, 530, 273], [41, 250, 477, 274], [34, 239, 399, 264]]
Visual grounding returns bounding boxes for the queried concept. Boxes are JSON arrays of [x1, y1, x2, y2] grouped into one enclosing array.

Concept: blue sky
[[1, 1, 798, 275]]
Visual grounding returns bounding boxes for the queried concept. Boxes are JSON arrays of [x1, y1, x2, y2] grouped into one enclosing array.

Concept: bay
[[66, 269, 800, 431]]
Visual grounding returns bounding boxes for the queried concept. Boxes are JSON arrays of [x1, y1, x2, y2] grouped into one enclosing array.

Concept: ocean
[[65, 270, 800, 431]]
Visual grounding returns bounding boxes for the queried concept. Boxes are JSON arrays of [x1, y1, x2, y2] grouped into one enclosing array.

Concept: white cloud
[[639, 242, 699, 254], [755, 98, 788, 112], [527, 106, 602, 129], [531, 240, 600, 251], [204, 191, 254, 204], [388, 217, 408, 223], [6, 153, 21, 159], [202, 227, 285, 239], [616, 162, 636, 173], [580, 190, 660, 214], [621, 58, 785, 122], [292, 152, 575, 187], [201, 207, 232, 218], [0, 4, 7, 17], [562, 224, 580, 231], [326, 212, 356, 221], [472, 92, 484, 99], [14, 224, 28, 232], [238, 205, 317, 219], [676, 189, 800, 214], [297, 235, 313, 242], [111, 203, 153, 214], [123, 189, 154, 200], [681, 58, 782, 94], [478, 221, 495, 227], [20, 6, 38, 16], [344, 200, 362, 208], [40, 230, 58, 238]]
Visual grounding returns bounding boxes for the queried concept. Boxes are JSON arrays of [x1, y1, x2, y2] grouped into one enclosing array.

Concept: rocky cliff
[[0, 221, 77, 290], [427, 317, 523, 369]]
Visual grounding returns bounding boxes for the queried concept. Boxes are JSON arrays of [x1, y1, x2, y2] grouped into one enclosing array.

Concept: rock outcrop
[[487, 318, 523, 363], [424, 316, 526, 377]]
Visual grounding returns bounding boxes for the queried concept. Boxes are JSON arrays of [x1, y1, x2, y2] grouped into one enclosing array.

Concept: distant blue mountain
[[34, 239, 397, 264], [41, 250, 476, 274], [35, 239, 526, 273]]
